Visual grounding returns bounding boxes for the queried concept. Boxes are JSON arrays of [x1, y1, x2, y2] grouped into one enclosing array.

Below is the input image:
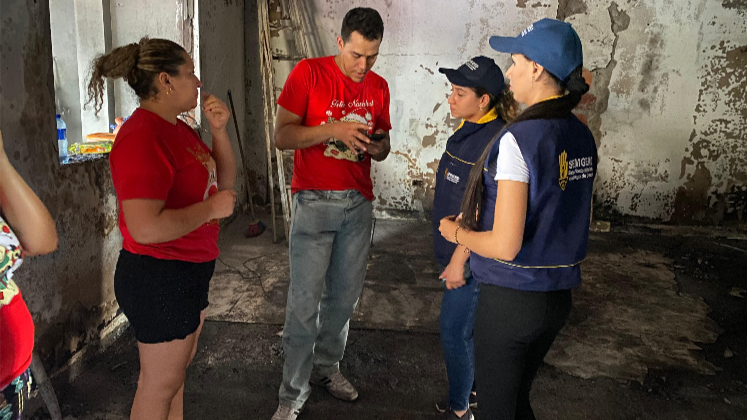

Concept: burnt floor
[[29, 214, 747, 420]]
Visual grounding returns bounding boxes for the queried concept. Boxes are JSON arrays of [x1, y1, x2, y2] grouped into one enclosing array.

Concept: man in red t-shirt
[[271, 8, 391, 420]]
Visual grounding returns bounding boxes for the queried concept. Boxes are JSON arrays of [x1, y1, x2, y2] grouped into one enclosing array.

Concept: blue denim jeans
[[440, 261, 479, 412], [278, 190, 373, 409]]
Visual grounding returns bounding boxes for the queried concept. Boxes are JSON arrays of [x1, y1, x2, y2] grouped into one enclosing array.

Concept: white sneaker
[[271, 405, 301, 420]]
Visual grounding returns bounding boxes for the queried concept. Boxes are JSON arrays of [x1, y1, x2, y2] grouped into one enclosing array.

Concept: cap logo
[[465, 60, 479, 71], [520, 23, 534, 37]]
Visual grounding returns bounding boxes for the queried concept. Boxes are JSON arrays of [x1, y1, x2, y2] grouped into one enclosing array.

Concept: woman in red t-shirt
[[86, 38, 237, 420], [0, 128, 59, 419]]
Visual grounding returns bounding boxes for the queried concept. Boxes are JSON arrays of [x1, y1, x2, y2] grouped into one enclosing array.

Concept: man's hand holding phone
[[365, 129, 390, 159]]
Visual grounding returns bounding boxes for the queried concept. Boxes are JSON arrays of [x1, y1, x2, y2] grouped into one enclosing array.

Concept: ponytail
[[86, 37, 187, 115]]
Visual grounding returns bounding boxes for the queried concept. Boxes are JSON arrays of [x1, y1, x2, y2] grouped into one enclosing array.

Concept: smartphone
[[368, 132, 386, 142]]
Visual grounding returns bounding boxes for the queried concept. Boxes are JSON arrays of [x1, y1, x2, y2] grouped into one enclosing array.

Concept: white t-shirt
[[495, 132, 529, 183]]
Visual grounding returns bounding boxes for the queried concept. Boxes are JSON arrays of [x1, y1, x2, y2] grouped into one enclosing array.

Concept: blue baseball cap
[[489, 18, 583, 82], [438, 56, 506, 97]]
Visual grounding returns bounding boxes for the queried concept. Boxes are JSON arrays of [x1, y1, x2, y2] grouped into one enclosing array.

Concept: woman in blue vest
[[432, 56, 515, 420], [439, 19, 597, 420]]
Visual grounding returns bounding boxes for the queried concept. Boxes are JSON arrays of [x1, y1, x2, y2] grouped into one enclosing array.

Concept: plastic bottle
[[56, 114, 68, 161]]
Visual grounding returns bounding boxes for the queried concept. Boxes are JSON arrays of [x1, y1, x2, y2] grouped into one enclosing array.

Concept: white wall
[[50, 0, 83, 143], [74, 0, 111, 136], [109, 0, 185, 118]]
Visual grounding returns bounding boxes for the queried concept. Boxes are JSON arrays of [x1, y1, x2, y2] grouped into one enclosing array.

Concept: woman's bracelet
[[455, 225, 461, 246]]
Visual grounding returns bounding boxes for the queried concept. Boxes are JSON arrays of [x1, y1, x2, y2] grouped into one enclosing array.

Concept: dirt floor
[[28, 215, 747, 420]]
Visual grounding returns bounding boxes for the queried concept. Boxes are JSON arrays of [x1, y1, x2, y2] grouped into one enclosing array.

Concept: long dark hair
[[459, 66, 589, 230], [86, 37, 187, 115]]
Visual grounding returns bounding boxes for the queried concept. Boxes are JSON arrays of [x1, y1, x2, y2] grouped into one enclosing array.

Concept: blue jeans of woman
[[440, 262, 479, 412]]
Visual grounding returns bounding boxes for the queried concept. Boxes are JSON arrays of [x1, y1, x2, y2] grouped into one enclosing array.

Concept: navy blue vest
[[470, 115, 597, 291], [432, 118, 505, 267]]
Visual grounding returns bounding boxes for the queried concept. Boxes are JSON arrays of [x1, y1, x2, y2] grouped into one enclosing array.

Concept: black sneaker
[[436, 393, 477, 412], [442, 408, 474, 420]]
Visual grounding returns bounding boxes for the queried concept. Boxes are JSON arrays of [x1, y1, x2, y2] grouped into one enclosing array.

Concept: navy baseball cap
[[438, 56, 506, 97], [489, 18, 583, 82]]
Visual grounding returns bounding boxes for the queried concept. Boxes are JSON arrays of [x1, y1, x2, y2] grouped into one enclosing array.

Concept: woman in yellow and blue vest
[[439, 19, 597, 420], [432, 56, 515, 420]]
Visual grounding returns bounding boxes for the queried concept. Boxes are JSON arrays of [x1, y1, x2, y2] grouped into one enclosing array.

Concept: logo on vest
[[445, 169, 460, 184], [559, 151, 569, 190], [559, 150, 594, 190]]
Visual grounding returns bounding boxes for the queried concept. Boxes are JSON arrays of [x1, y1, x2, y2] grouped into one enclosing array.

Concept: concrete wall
[[258, 0, 747, 224], [244, 1, 268, 202], [198, 0, 248, 206], [1, 0, 122, 369]]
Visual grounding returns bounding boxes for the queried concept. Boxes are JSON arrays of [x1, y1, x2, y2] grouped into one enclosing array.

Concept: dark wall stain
[[557, 0, 587, 21], [722, 0, 747, 10], [419, 64, 434, 75], [609, 2, 631, 32], [671, 163, 712, 224], [422, 133, 437, 148], [674, 41, 747, 225], [638, 32, 664, 94]]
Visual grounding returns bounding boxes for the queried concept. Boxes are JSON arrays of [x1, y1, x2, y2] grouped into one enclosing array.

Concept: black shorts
[[114, 250, 216, 344]]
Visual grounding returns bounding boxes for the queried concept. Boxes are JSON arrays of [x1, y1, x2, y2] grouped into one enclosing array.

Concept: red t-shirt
[[110, 108, 220, 263], [276, 56, 392, 200], [0, 292, 33, 390], [0, 215, 33, 390]]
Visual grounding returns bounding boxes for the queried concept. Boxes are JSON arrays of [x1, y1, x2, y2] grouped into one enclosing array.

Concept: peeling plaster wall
[[263, 0, 746, 224], [1, 0, 122, 369], [587, 0, 747, 224], [198, 0, 248, 207]]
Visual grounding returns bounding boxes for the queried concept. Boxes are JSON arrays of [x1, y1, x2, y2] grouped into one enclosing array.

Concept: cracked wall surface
[[267, 0, 746, 224], [574, 0, 746, 224]]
